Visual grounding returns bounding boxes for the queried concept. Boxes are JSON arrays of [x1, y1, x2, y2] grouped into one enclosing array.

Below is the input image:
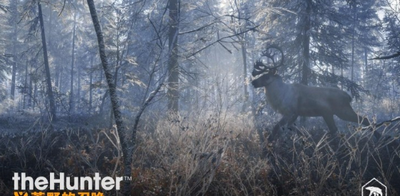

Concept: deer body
[[261, 75, 352, 117], [251, 46, 369, 142]]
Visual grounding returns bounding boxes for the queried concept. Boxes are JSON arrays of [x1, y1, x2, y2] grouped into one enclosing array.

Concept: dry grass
[[131, 113, 270, 195], [0, 113, 399, 196], [130, 113, 400, 195]]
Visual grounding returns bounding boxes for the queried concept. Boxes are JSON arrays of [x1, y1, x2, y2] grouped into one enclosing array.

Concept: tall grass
[[0, 113, 399, 195], [130, 113, 400, 195]]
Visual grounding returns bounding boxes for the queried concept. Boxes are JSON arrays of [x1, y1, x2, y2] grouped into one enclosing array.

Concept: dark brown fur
[[252, 71, 369, 142]]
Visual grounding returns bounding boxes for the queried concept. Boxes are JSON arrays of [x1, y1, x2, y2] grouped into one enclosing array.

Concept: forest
[[0, 0, 399, 195]]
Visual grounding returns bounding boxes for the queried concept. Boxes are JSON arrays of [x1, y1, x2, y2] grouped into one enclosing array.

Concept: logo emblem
[[361, 178, 387, 196]]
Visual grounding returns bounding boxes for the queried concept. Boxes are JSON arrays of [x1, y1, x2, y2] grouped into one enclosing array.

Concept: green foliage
[[253, 0, 382, 99]]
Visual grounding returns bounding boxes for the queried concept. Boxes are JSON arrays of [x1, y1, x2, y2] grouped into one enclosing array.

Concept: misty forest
[[0, 0, 400, 195]]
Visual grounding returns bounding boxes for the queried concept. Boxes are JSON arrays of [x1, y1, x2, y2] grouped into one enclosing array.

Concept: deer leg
[[269, 115, 298, 142], [322, 114, 338, 135], [287, 115, 298, 125], [335, 106, 370, 126], [323, 115, 343, 154], [269, 119, 285, 142]]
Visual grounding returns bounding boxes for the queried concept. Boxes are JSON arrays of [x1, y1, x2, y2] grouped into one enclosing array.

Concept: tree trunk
[[351, 3, 356, 81], [241, 39, 249, 112], [10, 0, 18, 101], [301, 0, 311, 86], [28, 62, 32, 108], [38, 2, 56, 121], [89, 58, 93, 114], [55, 67, 59, 89], [70, 12, 77, 113], [77, 62, 81, 110], [59, 66, 63, 92], [33, 82, 37, 109], [23, 60, 28, 109], [167, 0, 180, 113], [240, 6, 249, 113], [364, 47, 368, 86], [11, 39, 17, 101], [299, 0, 311, 125], [86, 1, 133, 195]]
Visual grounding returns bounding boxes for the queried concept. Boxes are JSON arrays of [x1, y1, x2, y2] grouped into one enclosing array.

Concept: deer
[[251, 46, 371, 143]]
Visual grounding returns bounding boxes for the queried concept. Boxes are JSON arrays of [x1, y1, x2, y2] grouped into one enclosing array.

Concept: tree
[[376, 7, 400, 61], [0, 1, 12, 101], [87, 1, 170, 194], [167, 0, 180, 113], [346, 0, 382, 81], [10, 0, 19, 101], [255, 0, 381, 97], [372, 0, 400, 61], [38, 1, 56, 121], [255, 0, 315, 85], [69, 11, 77, 113], [87, 1, 134, 194]]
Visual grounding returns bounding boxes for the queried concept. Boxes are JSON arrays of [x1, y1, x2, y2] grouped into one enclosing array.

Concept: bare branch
[[374, 116, 400, 127], [218, 41, 232, 54], [370, 52, 400, 60], [0, 4, 7, 13], [186, 25, 258, 58], [58, 0, 67, 16], [179, 21, 217, 35]]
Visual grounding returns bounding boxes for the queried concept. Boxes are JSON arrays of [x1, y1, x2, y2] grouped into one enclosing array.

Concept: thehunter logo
[[12, 172, 126, 196], [361, 178, 387, 196]]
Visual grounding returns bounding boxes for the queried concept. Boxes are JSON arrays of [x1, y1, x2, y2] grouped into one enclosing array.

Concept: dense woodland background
[[0, 0, 399, 195]]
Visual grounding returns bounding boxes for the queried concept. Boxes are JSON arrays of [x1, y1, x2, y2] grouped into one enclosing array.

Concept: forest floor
[[0, 113, 399, 196], [0, 112, 108, 134]]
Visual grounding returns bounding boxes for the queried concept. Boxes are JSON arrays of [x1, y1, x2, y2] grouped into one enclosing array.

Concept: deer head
[[251, 46, 284, 88]]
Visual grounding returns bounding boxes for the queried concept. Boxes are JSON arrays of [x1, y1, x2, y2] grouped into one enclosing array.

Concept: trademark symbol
[[123, 176, 132, 181]]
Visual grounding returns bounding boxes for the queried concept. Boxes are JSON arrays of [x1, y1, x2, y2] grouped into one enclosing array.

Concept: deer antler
[[252, 45, 284, 76], [254, 60, 266, 70], [261, 45, 284, 69], [252, 60, 268, 77]]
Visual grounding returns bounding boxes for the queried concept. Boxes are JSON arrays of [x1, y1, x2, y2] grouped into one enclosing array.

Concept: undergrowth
[[0, 113, 399, 196]]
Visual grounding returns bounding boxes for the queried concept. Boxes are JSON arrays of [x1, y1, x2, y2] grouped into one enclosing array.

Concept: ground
[[0, 113, 399, 195]]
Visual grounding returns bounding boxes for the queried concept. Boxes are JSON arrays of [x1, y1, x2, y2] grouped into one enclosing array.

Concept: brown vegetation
[[0, 113, 399, 195]]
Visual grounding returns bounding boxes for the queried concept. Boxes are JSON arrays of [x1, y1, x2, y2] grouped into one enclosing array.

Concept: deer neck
[[264, 77, 292, 114]]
